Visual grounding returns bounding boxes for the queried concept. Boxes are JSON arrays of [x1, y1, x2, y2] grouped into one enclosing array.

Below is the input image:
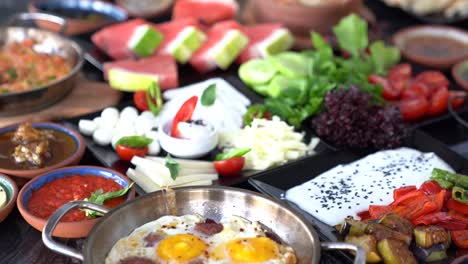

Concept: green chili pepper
[[430, 168, 468, 189], [452, 186, 468, 204]]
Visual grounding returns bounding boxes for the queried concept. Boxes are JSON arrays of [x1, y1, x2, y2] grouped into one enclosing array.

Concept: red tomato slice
[[393, 186, 417, 201], [427, 86, 449, 116], [449, 91, 467, 109], [133, 91, 149, 111], [213, 157, 245, 176], [401, 81, 429, 99], [415, 71, 450, 91], [389, 63, 412, 80], [399, 97, 429, 121], [368, 74, 399, 100], [116, 145, 148, 161], [447, 198, 468, 215], [171, 96, 198, 138], [420, 180, 442, 195], [452, 230, 468, 248]]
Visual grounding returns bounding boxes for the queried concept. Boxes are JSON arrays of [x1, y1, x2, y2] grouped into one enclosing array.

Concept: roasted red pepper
[[451, 230, 468, 248], [447, 198, 468, 215], [420, 181, 443, 195], [393, 185, 417, 201]]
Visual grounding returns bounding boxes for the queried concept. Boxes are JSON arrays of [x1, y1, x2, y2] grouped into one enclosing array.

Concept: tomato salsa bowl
[[0, 122, 86, 179], [17, 166, 135, 238]]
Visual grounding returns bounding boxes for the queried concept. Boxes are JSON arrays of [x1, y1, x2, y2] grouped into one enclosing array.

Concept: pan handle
[[42, 200, 110, 261], [7, 12, 68, 35], [321, 242, 366, 264]]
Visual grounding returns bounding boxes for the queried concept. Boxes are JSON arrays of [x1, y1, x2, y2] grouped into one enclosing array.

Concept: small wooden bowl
[[17, 166, 135, 238], [28, 0, 128, 36], [393, 25, 468, 70], [0, 174, 18, 223], [0, 122, 86, 179], [251, 0, 363, 36], [453, 59, 468, 91], [116, 0, 174, 18]]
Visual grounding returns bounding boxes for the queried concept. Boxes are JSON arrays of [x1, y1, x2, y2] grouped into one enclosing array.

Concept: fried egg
[[105, 215, 297, 264]]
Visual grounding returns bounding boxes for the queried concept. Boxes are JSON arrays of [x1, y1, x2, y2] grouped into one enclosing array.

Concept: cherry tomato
[[399, 96, 429, 121], [214, 157, 245, 176], [368, 74, 399, 100], [449, 91, 467, 109], [389, 63, 412, 80], [116, 145, 148, 161], [415, 71, 450, 92], [133, 91, 149, 111], [401, 81, 429, 99], [171, 96, 198, 138], [427, 86, 449, 116]]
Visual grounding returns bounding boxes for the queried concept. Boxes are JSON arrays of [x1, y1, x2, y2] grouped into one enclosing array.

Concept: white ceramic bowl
[[158, 120, 218, 159]]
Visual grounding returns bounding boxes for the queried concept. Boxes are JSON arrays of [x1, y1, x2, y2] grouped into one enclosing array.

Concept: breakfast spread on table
[[2, 0, 468, 263]]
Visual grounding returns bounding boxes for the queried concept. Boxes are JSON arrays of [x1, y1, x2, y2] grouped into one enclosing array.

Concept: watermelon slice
[[92, 19, 146, 60], [153, 18, 207, 64], [103, 55, 178, 91], [172, 0, 238, 26], [237, 24, 294, 64], [190, 20, 248, 73]]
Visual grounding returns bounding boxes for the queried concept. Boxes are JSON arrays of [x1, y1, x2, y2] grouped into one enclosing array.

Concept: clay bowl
[[28, 0, 128, 36], [393, 26, 468, 70], [453, 59, 468, 91], [17, 166, 135, 238], [252, 0, 364, 36], [0, 122, 85, 179], [0, 174, 18, 223]]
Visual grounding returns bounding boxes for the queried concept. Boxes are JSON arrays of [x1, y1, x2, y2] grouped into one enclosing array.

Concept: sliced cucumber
[[270, 52, 308, 78], [268, 75, 307, 98], [0, 185, 6, 209], [252, 84, 270, 96], [238, 59, 277, 86], [128, 25, 163, 58]]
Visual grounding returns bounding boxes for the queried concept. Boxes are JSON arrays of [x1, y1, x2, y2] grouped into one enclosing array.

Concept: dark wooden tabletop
[[1, 1, 468, 264]]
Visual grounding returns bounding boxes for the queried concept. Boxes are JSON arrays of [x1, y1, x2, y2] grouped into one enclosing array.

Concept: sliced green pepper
[[452, 186, 468, 204]]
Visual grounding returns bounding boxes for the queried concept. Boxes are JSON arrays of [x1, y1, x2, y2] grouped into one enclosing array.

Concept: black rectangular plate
[[248, 129, 468, 263], [62, 75, 333, 193]]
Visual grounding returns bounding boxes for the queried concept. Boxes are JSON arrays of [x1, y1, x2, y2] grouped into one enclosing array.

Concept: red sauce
[[28, 175, 126, 222]]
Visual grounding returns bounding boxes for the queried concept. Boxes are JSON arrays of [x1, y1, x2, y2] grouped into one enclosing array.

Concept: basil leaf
[[215, 148, 251, 161], [7, 68, 17, 80], [243, 105, 267, 126], [147, 81, 163, 116], [84, 182, 134, 218], [201, 84, 216, 106], [165, 155, 180, 180], [116, 136, 153, 148]]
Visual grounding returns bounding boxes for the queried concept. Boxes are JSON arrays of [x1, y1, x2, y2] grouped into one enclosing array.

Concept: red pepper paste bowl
[[17, 166, 135, 238]]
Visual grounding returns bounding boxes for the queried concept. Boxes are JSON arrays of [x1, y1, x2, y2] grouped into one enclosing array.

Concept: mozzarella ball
[[93, 117, 102, 127], [101, 107, 119, 120], [78, 119, 97, 136], [93, 128, 113, 146], [145, 131, 160, 155], [140, 110, 156, 121], [134, 115, 154, 136], [114, 119, 136, 136], [120, 106, 139, 122]]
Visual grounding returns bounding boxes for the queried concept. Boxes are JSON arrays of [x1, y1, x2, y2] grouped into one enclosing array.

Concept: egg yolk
[[156, 234, 207, 262], [226, 237, 279, 262]]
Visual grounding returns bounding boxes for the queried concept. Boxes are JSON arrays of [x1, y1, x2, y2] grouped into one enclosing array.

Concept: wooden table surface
[[1, 1, 468, 264]]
